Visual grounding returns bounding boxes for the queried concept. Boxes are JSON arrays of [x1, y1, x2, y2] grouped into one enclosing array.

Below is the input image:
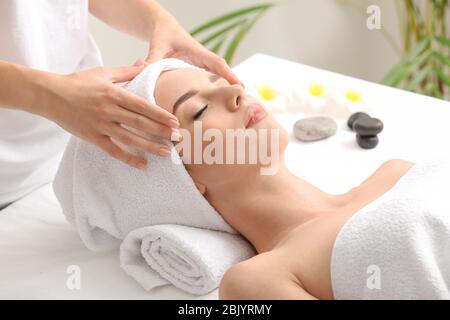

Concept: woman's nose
[[224, 84, 244, 112]]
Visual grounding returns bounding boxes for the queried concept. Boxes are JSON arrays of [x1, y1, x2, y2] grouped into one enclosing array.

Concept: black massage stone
[[353, 117, 384, 136], [356, 134, 379, 149], [347, 112, 370, 130]]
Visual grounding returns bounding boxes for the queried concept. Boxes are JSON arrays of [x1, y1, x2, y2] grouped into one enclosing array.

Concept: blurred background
[[90, 0, 400, 83], [91, 0, 450, 100]]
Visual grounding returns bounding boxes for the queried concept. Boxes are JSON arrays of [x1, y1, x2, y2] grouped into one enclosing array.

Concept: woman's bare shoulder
[[220, 251, 317, 299], [381, 159, 416, 169], [362, 159, 415, 186], [222, 251, 297, 285]]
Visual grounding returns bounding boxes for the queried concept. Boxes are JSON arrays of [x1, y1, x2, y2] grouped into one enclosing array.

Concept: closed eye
[[193, 105, 208, 120]]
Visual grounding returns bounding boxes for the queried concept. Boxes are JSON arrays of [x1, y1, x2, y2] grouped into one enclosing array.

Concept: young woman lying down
[[152, 63, 450, 300]]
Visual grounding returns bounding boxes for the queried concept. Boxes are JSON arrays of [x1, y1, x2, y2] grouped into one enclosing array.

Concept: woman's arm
[[88, 0, 170, 41]]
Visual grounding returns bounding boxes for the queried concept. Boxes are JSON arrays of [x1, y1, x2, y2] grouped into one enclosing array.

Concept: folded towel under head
[[120, 224, 256, 295], [53, 58, 239, 252]]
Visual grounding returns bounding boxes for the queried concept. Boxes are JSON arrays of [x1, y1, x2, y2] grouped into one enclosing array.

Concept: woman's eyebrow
[[173, 89, 199, 113], [172, 74, 222, 112]]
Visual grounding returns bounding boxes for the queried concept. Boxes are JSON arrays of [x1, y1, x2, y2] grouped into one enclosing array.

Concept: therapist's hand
[[145, 14, 243, 87], [46, 65, 180, 170]]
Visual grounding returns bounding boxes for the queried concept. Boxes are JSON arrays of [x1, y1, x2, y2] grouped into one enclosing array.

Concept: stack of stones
[[347, 112, 384, 149]]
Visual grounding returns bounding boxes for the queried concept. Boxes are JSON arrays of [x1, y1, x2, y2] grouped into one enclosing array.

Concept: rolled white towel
[[120, 224, 256, 295]]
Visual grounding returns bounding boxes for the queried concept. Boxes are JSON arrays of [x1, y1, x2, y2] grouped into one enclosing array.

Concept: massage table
[[1, 53, 449, 299]]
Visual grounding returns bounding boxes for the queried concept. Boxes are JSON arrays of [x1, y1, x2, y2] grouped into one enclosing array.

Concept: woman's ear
[[194, 181, 207, 195]]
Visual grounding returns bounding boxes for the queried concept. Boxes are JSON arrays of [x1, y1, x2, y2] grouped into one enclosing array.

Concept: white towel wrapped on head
[[53, 58, 256, 295]]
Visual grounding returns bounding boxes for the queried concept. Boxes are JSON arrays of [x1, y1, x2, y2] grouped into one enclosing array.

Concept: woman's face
[[154, 68, 288, 192]]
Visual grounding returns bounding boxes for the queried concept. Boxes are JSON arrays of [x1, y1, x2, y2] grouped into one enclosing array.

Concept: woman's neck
[[206, 161, 357, 253]]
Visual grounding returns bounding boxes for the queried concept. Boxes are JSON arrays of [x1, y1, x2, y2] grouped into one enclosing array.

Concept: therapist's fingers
[[205, 56, 243, 87], [52, 65, 183, 170], [189, 48, 243, 87], [97, 66, 180, 129], [105, 124, 173, 158], [110, 106, 179, 142], [103, 65, 146, 83], [115, 88, 180, 129], [97, 135, 148, 170]]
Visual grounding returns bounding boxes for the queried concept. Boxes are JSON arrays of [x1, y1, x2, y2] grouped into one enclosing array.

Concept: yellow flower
[[308, 83, 326, 97], [327, 88, 370, 117], [344, 90, 362, 103], [246, 83, 288, 113], [257, 85, 279, 102], [290, 82, 329, 114]]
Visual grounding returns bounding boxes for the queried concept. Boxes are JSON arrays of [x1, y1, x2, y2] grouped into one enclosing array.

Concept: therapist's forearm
[[0, 60, 58, 117], [89, 0, 173, 41]]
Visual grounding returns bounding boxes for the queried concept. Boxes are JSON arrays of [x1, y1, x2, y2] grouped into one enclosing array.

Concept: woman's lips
[[245, 103, 268, 128]]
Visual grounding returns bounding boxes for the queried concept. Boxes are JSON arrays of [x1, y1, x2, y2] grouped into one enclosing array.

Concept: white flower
[[244, 78, 372, 118], [245, 82, 289, 113], [289, 81, 333, 114], [328, 88, 372, 117]]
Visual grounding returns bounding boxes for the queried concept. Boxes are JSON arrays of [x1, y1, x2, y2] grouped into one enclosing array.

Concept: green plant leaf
[[383, 63, 408, 86], [382, 37, 431, 85], [385, 49, 432, 87], [223, 9, 268, 64], [382, 1, 449, 100], [190, 3, 275, 36], [433, 51, 450, 67], [435, 35, 450, 47], [199, 19, 247, 46], [433, 87, 444, 99], [210, 36, 227, 54], [424, 81, 435, 95], [436, 67, 450, 86], [423, 81, 443, 99], [404, 65, 431, 91]]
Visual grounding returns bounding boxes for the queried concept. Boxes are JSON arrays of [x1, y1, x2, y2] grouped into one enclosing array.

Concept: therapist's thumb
[[104, 65, 146, 83]]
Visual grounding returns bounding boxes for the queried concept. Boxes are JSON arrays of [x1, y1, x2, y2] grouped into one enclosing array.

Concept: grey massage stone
[[353, 117, 384, 137], [294, 116, 337, 142], [356, 134, 379, 149], [347, 112, 371, 130]]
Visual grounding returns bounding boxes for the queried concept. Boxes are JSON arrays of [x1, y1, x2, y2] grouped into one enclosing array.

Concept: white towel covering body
[[331, 157, 450, 299]]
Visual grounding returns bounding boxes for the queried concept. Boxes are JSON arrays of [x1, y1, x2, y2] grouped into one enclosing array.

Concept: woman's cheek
[[201, 119, 224, 132]]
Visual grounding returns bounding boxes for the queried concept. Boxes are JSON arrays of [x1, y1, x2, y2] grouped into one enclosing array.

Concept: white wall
[[89, 0, 401, 83], [361, 0, 401, 82]]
